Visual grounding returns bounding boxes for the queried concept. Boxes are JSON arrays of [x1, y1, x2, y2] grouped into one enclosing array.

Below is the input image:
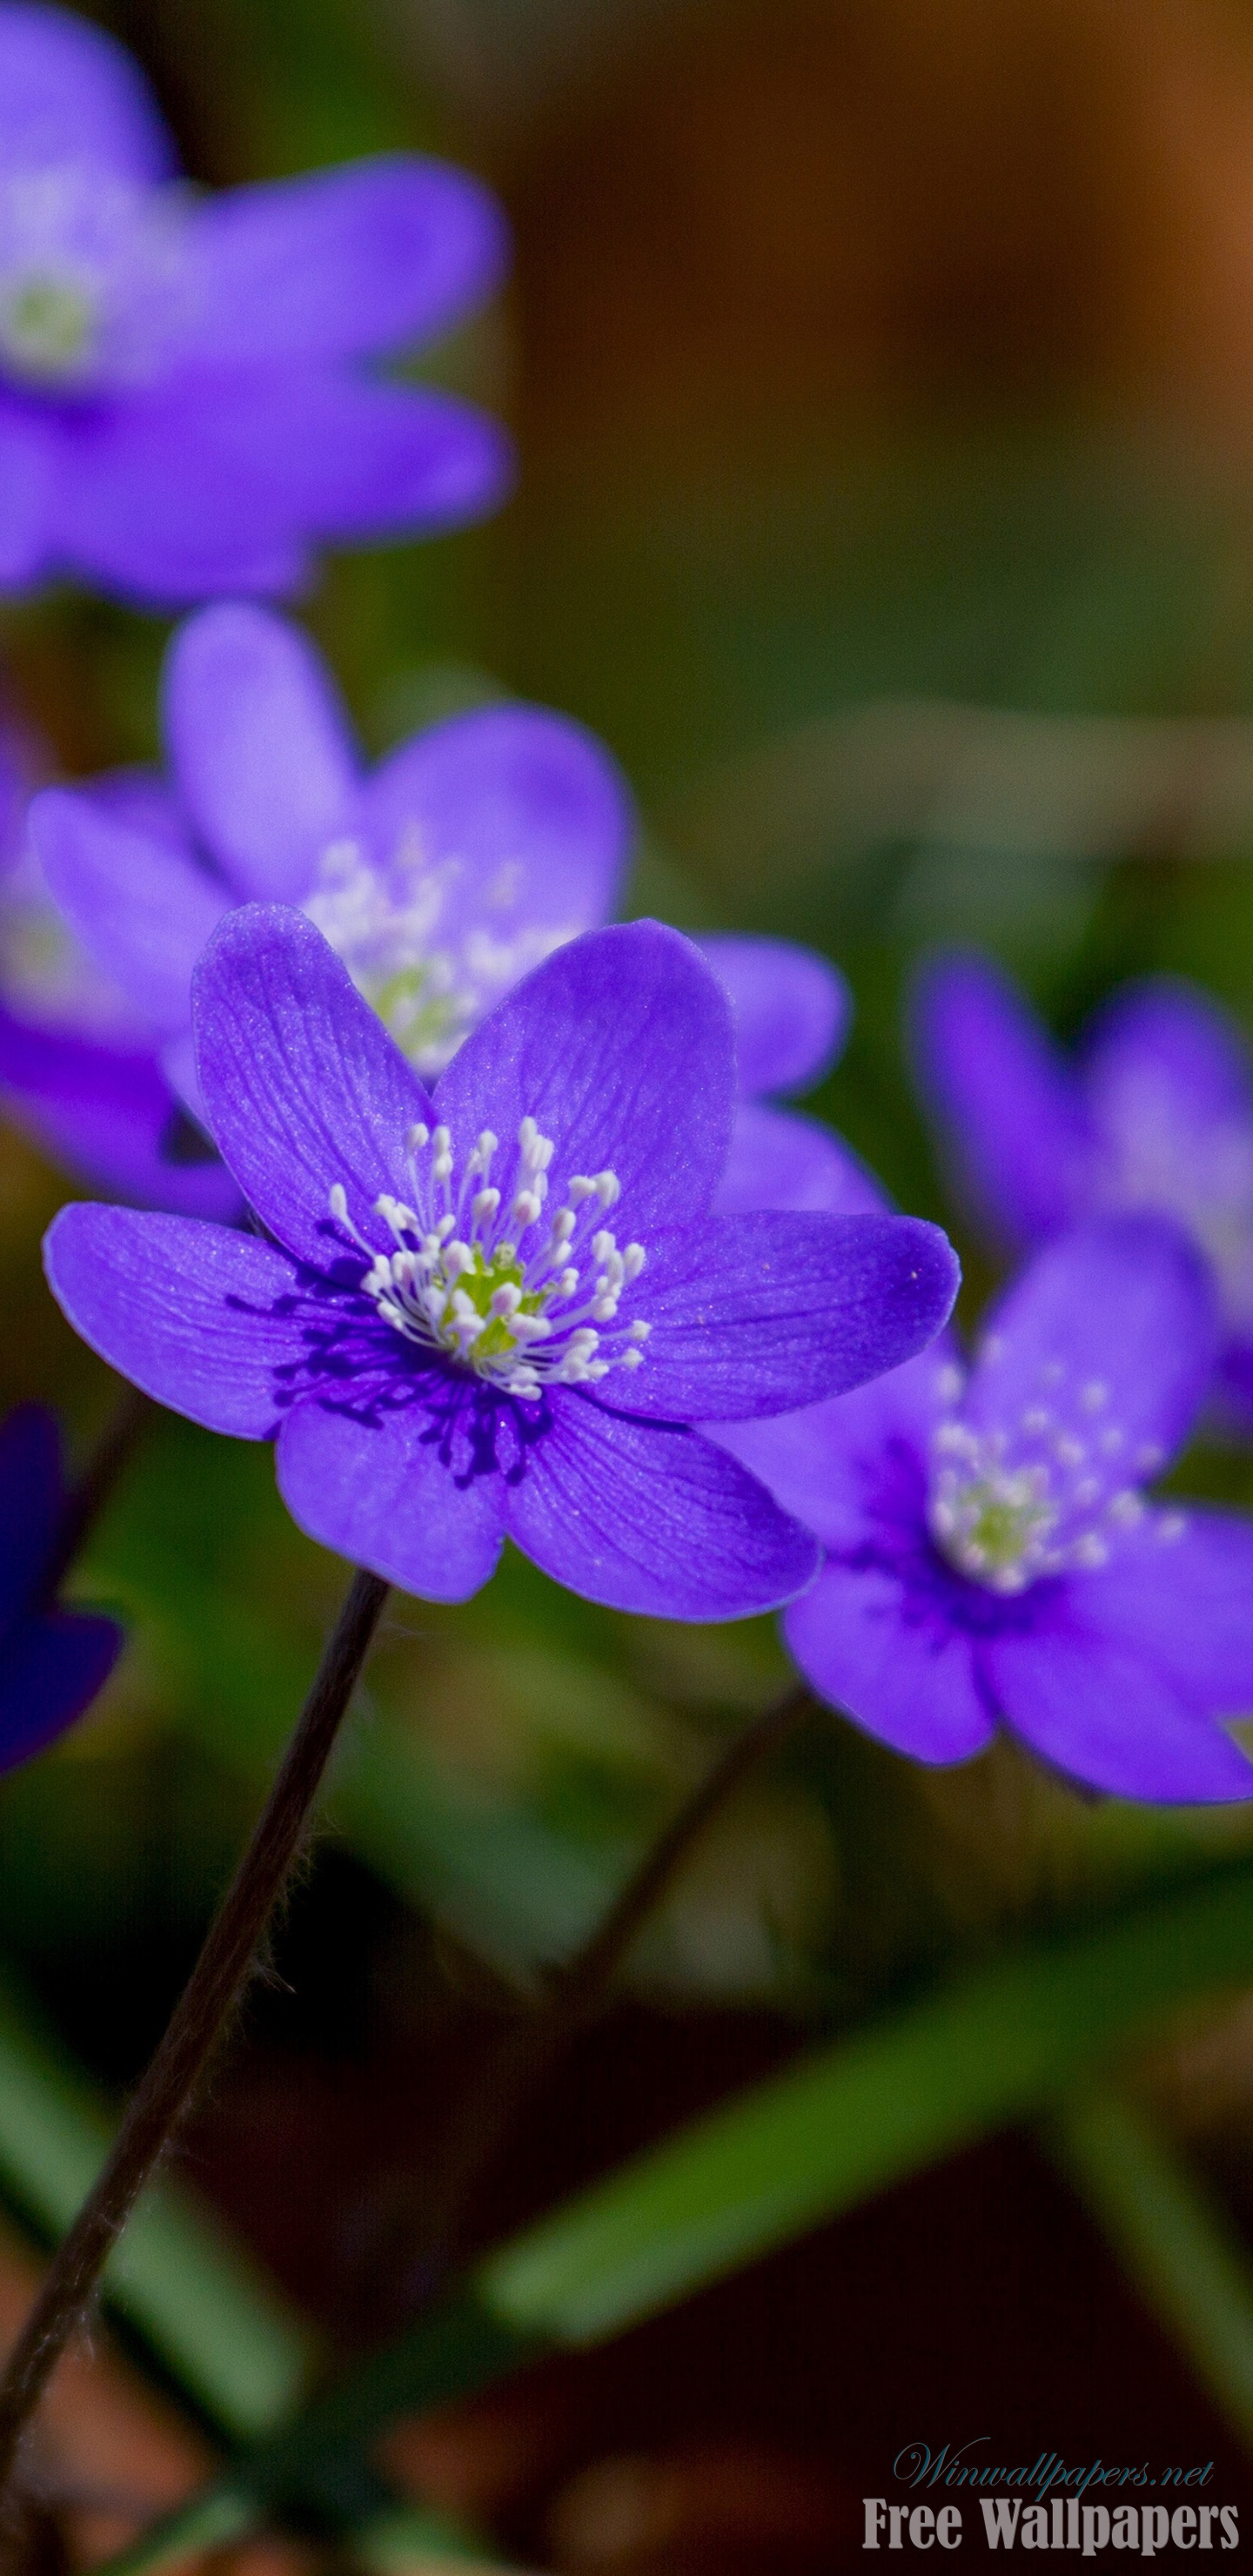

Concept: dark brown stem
[[0, 1564, 390, 2506], [41, 1385, 155, 1601], [417, 1679, 815, 2283]]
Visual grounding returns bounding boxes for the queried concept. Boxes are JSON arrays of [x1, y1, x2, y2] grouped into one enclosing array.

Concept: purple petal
[[964, 1215, 1217, 1473], [356, 702, 631, 1016], [504, 1396, 820, 1620], [277, 1391, 505, 1602], [0, 1010, 241, 1218], [163, 603, 358, 902], [0, 397, 55, 587], [245, 376, 513, 543], [694, 935, 848, 1098], [434, 921, 736, 1237], [621, 1211, 959, 1422], [1082, 976, 1253, 1137], [785, 1560, 993, 1763], [0, 1610, 124, 1774], [183, 157, 509, 364], [32, 786, 226, 1030], [0, 4, 175, 180], [982, 1622, 1253, 1803], [713, 1345, 951, 1553], [192, 906, 432, 1266], [43, 1204, 306, 1436], [0, 1405, 62, 1629], [912, 952, 1093, 1250], [712, 1102, 888, 1217], [1074, 1509, 1253, 1718]]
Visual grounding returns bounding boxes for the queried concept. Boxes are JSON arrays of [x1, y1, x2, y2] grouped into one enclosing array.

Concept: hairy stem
[[0, 1564, 390, 2506], [412, 1679, 815, 2287]]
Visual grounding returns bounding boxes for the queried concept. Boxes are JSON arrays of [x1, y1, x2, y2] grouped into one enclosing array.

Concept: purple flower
[[0, 1402, 122, 1768], [24, 599, 871, 1225], [720, 1218, 1253, 1802], [44, 909, 959, 1616], [694, 934, 888, 1219], [0, 3, 512, 603], [914, 952, 1253, 1422]]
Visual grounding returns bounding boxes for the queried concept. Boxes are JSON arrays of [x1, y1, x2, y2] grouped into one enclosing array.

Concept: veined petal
[[43, 1204, 308, 1437], [620, 1211, 959, 1422], [164, 602, 358, 902], [713, 1101, 888, 1217], [434, 920, 736, 1236], [963, 1215, 1217, 1473], [33, 785, 226, 1029], [0, 3, 174, 180], [504, 1396, 820, 1620], [277, 1388, 505, 1603], [0, 1404, 62, 1632], [183, 157, 509, 364], [191, 906, 432, 1266], [0, 1609, 124, 1774], [982, 1623, 1253, 1804], [695, 935, 848, 1098], [912, 951, 1093, 1250], [785, 1560, 994, 1764]]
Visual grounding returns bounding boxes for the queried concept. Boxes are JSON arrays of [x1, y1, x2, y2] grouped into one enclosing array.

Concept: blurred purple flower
[[25, 599, 874, 1221], [914, 953, 1253, 1422], [0, 2, 513, 603], [0, 1403, 122, 1768], [44, 909, 958, 1614], [720, 1218, 1253, 1803]]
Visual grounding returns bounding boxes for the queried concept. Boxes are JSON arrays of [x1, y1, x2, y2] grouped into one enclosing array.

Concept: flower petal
[[982, 1622, 1253, 1803], [433, 920, 736, 1236], [163, 602, 358, 902], [192, 906, 432, 1265], [33, 785, 226, 1029], [964, 1215, 1217, 1472], [357, 701, 631, 1011], [694, 935, 848, 1097], [713, 1345, 950, 1553], [0, 1010, 241, 1218], [621, 1211, 959, 1421], [0, 397, 55, 587], [911, 951, 1093, 1250], [785, 1560, 993, 1764], [0, 1405, 62, 1631], [1073, 1509, 1253, 1718], [0, 1610, 124, 1774], [712, 1101, 888, 1217], [43, 1204, 307, 1436], [183, 157, 509, 363], [504, 1396, 819, 1620], [0, 4, 174, 180], [277, 1388, 505, 1602], [1082, 976, 1253, 1137]]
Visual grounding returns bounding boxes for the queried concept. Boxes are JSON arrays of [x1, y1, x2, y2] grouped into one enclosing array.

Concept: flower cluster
[[914, 952, 1253, 1420], [0, 1, 511, 600], [722, 1218, 1253, 1802]]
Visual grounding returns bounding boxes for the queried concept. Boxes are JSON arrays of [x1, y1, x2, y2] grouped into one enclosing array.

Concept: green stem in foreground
[[0, 1563, 391, 2507]]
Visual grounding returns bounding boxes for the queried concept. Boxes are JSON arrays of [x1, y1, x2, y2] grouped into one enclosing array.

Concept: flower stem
[[410, 1678, 816, 2287], [0, 1562, 390, 2504]]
